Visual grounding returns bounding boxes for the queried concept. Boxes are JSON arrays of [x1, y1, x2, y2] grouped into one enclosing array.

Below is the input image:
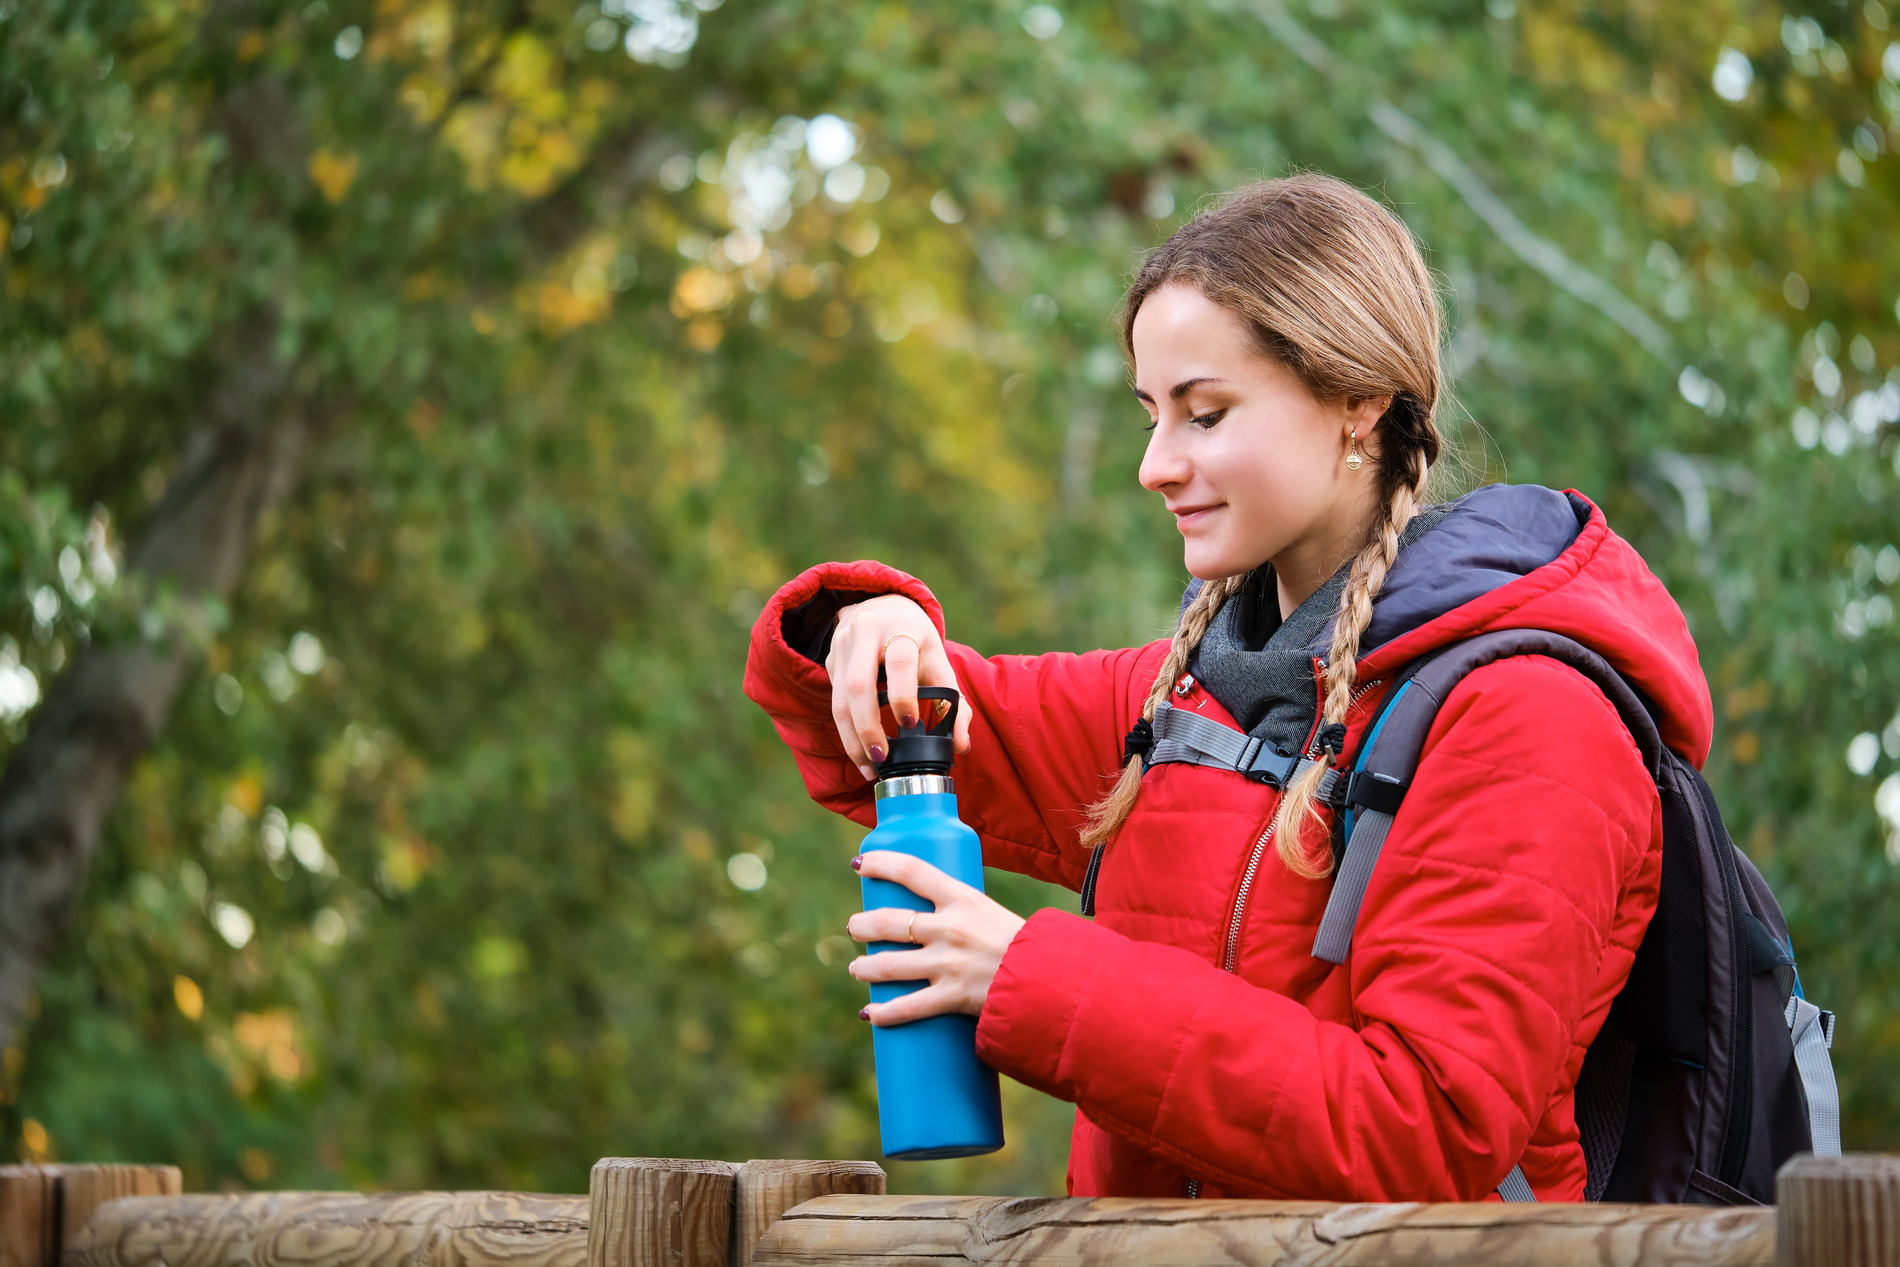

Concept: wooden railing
[[3, 1154, 1894, 1267]]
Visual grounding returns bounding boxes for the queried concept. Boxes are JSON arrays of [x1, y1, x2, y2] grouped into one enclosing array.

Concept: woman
[[742, 175, 1711, 1201]]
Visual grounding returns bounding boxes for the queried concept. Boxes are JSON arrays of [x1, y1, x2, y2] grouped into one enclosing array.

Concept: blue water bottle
[[859, 686, 1005, 1160]]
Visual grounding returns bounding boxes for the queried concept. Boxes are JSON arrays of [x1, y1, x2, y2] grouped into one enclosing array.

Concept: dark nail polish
[[858, 1008, 871, 1022], [850, 854, 863, 871], [868, 745, 886, 763], [899, 714, 916, 728]]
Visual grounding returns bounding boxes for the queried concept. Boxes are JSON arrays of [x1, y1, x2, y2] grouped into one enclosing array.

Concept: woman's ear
[[1346, 393, 1394, 435], [1344, 394, 1393, 462]]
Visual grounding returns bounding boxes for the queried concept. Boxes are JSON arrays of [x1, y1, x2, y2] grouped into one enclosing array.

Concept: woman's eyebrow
[[1132, 376, 1227, 404]]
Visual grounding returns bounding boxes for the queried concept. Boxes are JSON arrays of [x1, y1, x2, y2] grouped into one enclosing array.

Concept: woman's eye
[[1142, 408, 1224, 432]]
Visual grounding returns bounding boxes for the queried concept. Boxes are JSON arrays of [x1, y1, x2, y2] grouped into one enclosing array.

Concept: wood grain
[[0, 1167, 57, 1267], [63, 1191, 587, 1267], [730, 1160, 885, 1267], [1777, 1153, 1900, 1267], [587, 1158, 733, 1267], [57, 1166, 183, 1249], [751, 1194, 1779, 1266], [2, 1164, 182, 1267]]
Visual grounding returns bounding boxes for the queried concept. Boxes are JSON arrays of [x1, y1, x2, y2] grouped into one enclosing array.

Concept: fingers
[[825, 633, 871, 778], [835, 631, 888, 778], [862, 983, 960, 1027], [847, 905, 932, 945], [915, 640, 972, 754], [855, 851, 969, 905], [828, 691, 871, 779], [849, 945, 935, 983], [826, 595, 970, 775], [883, 632, 922, 731]]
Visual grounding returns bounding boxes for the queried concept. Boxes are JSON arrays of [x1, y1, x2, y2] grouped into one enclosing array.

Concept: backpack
[[1095, 627, 1841, 1204]]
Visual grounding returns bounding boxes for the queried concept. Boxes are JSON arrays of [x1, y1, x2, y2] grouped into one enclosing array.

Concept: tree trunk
[[0, 319, 312, 1054], [0, 40, 646, 1056]]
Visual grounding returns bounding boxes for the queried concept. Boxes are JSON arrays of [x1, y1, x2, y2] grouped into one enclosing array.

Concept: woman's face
[[1131, 282, 1386, 594]]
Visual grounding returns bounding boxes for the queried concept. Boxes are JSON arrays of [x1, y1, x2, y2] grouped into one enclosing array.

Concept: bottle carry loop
[[873, 686, 960, 780]]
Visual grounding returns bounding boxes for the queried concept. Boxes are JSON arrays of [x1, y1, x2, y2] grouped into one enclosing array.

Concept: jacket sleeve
[[974, 654, 1663, 1200], [742, 560, 1168, 888]]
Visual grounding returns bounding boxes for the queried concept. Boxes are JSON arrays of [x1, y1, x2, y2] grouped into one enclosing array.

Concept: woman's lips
[[1172, 504, 1222, 532]]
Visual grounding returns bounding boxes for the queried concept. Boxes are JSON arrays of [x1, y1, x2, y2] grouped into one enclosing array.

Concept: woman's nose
[[1138, 425, 1190, 493]]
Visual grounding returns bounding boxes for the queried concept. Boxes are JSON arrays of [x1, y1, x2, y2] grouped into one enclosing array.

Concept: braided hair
[[1083, 174, 1447, 876]]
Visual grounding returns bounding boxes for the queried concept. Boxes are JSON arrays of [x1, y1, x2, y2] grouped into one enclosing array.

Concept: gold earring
[[1346, 432, 1363, 471]]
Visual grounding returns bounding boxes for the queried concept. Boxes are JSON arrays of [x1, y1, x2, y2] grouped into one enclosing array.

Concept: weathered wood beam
[[63, 1191, 588, 1267], [730, 1160, 885, 1267], [60, 1153, 1900, 1267], [49, 1158, 893, 1267], [750, 1193, 1778, 1266]]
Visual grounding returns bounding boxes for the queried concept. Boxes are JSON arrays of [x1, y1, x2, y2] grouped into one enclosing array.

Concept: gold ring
[[905, 911, 919, 943], [882, 632, 921, 656]]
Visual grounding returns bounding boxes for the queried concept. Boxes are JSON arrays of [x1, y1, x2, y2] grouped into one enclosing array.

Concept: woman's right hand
[[826, 594, 972, 781]]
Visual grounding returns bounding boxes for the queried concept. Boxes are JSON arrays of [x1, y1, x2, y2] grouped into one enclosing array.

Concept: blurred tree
[[0, 0, 1895, 1196]]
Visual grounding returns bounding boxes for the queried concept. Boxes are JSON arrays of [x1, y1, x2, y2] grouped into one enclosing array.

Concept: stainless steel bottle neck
[[873, 774, 955, 800]]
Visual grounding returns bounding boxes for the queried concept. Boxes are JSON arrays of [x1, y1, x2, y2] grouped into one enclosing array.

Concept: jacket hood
[[1186, 484, 1713, 767]]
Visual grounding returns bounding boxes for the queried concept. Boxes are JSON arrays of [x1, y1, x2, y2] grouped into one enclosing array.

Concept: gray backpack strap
[[1150, 700, 1321, 791], [1081, 703, 1336, 918], [1496, 1165, 1536, 1202], [1311, 801, 1398, 963], [1785, 996, 1842, 1157], [1150, 701, 1252, 768], [1311, 630, 1663, 966]]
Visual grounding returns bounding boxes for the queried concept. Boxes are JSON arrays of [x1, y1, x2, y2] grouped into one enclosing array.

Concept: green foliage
[[1, 0, 1897, 1195]]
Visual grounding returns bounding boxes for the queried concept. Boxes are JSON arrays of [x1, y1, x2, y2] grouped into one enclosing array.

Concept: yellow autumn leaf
[[173, 974, 204, 1022], [227, 772, 263, 817], [672, 267, 733, 316], [307, 148, 359, 203]]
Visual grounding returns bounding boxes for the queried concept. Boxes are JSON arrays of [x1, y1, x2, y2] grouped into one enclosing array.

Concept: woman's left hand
[[847, 851, 1027, 1026]]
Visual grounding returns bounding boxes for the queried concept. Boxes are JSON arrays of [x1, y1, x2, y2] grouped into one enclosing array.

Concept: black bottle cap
[[874, 687, 959, 779]]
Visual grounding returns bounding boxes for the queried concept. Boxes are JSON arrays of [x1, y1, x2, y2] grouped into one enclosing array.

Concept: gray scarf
[[1185, 505, 1450, 756]]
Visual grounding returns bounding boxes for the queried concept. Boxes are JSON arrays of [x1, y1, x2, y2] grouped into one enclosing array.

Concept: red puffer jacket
[[744, 487, 1713, 1202]]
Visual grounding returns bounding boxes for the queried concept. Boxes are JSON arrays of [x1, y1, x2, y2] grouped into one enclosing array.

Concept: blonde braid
[[1111, 174, 1451, 883], [1080, 573, 1248, 850], [1272, 453, 1429, 879]]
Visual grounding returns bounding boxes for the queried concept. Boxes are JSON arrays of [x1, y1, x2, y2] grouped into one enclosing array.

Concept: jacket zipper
[[1187, 677, 1383, 1200], [1217, 677, 1382, 973]]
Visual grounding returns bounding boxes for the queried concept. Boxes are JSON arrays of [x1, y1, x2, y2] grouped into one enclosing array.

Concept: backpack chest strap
[[1080, 703, 1339, 919], [1148, 700, 1331, 793]]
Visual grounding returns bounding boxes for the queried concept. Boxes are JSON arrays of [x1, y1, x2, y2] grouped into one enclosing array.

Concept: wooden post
[[0, 1167, 57, 1267], [57, 1166, 182, 1249], [729, 1160, 885, 1267], [0, 1165, 179, 1267], [1778, 1153, 1900, 1267], [588, 1159, 734, 1267]]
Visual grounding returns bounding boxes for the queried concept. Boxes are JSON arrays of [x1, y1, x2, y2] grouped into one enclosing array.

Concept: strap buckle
[[1238, 738, 1300, 789], [1341, 769, 1407, 815]]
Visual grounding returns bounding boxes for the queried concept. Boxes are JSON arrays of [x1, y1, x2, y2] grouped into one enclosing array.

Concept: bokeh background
[[3, 0, 1899, 1197]]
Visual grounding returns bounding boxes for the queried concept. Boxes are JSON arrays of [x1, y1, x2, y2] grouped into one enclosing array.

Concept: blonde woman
[[744, 176, 1709, 1201]]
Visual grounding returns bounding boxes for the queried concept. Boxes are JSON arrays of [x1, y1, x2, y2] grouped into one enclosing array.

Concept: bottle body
[[860, 786, 1005, 1160]]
